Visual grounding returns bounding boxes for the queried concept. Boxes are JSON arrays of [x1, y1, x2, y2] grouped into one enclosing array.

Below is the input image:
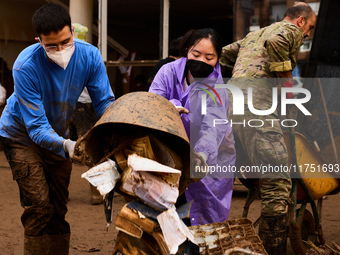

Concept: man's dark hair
[[284, 2, 314, 21], [32, 4, 72, 37], [179, 28, 223, 59]]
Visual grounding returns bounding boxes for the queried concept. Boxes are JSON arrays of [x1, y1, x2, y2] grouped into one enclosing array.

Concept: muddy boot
[[259, 213, 288, 255], [90, 184, 103, 205], [47, 233, 70, 255], [24, 235, 49, 255]]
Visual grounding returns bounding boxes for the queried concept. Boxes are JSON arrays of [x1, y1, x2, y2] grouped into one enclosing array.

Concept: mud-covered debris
[[81, 159, 120, 196]]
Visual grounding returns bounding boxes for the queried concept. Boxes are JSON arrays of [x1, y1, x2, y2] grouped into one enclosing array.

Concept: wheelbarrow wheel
[[289, 208, 317, 254]]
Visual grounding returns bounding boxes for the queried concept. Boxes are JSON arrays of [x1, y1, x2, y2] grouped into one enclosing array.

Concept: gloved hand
[[197, 152, 207, 162], [282, 80, 294, 99], [191, 151, 208, 179], [63, 139, 76, 158], [175, 105, 189, 115], [63, 139, 86, 164]]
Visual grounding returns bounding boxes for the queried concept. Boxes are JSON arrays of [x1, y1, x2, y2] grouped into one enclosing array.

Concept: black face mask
[[186, 59, 214, 79]]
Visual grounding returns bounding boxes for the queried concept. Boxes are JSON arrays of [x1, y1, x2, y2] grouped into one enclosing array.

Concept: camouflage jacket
[[220, 20, 304, 78], [220, 21, 304, 124]]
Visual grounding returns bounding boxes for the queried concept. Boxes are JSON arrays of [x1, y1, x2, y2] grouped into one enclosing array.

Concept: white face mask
[[46, 44, 75, 70]]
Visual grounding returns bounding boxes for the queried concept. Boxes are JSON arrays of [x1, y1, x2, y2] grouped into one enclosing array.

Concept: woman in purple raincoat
[[149, 28, 236, 226]]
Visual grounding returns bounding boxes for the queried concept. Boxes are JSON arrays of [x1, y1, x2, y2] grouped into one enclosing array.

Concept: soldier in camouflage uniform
[[220, 2, 316, 255]]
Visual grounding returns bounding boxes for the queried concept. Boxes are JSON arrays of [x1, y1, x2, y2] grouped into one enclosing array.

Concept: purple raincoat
[[149, 57, 236, 226]]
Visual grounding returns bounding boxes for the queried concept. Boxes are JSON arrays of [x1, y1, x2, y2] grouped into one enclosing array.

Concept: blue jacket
[[0, 39, 115, 157]]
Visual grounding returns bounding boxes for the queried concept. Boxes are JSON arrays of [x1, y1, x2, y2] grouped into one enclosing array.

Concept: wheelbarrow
[[236, 131, 340, 255]]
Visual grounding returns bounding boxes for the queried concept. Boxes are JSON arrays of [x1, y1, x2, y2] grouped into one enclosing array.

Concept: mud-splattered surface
[[0, 151, 340, 254], [0, 152, 124, 255], [230, 182, 340, 255]]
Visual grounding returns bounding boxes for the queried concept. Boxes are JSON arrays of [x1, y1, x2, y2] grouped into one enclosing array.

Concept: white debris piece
[[157, 207, 197, 254], [0, 83, 6, 106], [120, 154, 181, 210], [121, 169, 179, 211], [128, 154, 181, 174], [81, 159, 120, 196]]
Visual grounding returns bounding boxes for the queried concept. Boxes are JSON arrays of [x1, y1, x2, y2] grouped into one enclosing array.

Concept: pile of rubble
[[305, 242, 340, 255], [189, 218, 268, 255], [76, 92, 267, 255], [82, 134, 197, 254]]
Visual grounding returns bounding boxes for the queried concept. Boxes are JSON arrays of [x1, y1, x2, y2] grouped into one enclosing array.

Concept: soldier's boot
[[259, 213, 288, 255], [24, 234, 49, 255], [47, 233, 70, 255], [90, 184, 103, 205]]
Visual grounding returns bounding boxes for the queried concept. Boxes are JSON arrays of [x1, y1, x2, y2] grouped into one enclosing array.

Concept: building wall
[[0, 1, 44, 68]]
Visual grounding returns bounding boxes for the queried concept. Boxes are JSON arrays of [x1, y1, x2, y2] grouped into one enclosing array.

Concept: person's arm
[[149, 64, 183, 107], [278, 71, 294, 98], [193, 89, 231, 165], [148, 65, 170, 98], [220, 40, 242, 73], [149, 64, 189, 116], [14, 69, 67, 157], [278, 71, 292, 79], [266, 31, 296, 74], [85, 48, 115, 119], [266, 33, 295, 98]]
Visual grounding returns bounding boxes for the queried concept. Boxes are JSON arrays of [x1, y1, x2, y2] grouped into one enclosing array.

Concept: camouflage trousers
[[231, 110, 292, 216], [0, 136, 72, 237]]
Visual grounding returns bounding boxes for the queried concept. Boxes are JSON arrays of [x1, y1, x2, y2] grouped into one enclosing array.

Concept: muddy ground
[[0, 151, 340, 255]]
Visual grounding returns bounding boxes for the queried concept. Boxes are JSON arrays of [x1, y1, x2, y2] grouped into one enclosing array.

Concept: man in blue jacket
[[0, 4, 115, 254]]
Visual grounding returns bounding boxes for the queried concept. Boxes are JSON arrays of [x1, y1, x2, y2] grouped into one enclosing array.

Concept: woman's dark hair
[[168, 37, 182, 57], [32, 4, 72, 37], [179, 28, 223, 59]]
